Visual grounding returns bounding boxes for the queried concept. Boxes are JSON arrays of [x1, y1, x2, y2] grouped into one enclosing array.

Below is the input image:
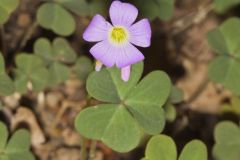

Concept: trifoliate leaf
[[208, 18, 240, 95], [79, 61, 172, 152], [14, 54, 49, 93], [0, 122, 35, 160], [34, 37, 77, 64], [37, 3, 75, 36]]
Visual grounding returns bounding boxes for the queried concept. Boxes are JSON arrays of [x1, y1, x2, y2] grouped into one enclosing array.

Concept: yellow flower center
[[109, 27, 128, 45]]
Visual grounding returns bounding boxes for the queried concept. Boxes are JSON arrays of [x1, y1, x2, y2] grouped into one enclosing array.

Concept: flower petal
[[116, 43, 144, 68], [129, 19, 151, 47], [109, 1, 138, 26], [90, 40, 116, 67], [83, 14, 111, 42], [121, 65, 131, 82]]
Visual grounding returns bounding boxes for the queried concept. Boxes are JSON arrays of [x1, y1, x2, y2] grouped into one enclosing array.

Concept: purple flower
[[83, 0, 151, 81]]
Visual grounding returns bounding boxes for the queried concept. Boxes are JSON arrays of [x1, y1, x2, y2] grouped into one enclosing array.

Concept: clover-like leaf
[[15, 54, 44, 74], [52, 38, 77, 63], [164, 103, 177, 122], [213, 121, 240, 160], [75, 104, 141, 152], [145, 135, 177, 160], [207, 18, 240, 56], [0, 73, 15, 96], [163, 86, 183, 122], [30, 68, 50, 92], [14, 68, 49, 93], [0, 121, 35, 160], [47, 62, 70, 85], [34, 37, 77, 64], [207, 29, 229, 55], [126, 71, 171, 107], [0, 53, 5, 73], [213, 0, 240, 14], [0, 0, 19, 24], [207, 18, 240, 95], [179, 140, 207, 160], [168, 86, 184, 104], [34, 38, 52, 64], [209, 56, 240, 95], [37, 3, 75, 36], [57, 0, 89, 15], [14, 53, 49, 93], [133, 0, 175, 21], [34, 38, 76, 85], [6, 130, 31, 152], [208, 18, 240, 57], [126, 71, 171, 134], [144, 135, 207, 160], [77, 63, 172, 152], [86, 62, 143, 103], [0, 121, 8, 149], [14, 69, 28, 93], [73, 56, 93, 81], [220, 18, 240, 58], [0, 53, 15, 95], [58, 0, 108, 16], [127, 103, 166, 135]]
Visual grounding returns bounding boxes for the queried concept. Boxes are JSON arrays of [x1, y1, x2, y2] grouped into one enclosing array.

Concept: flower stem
[[80, 136, 87, 160], [80, 94, 93, 160], [89, 140, 97, 160], [18, 20, 38, 51]]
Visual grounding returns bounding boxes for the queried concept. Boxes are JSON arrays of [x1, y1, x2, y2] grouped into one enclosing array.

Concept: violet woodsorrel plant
[[83, 0, 151, 81], [75, 0, 172, 154]]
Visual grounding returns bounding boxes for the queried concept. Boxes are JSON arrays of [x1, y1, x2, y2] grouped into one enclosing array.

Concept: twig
[[89, 140, 97, 160], [187, 77, 210, 103], [17, 20, 38, 52], [172, 4, 213, 35]]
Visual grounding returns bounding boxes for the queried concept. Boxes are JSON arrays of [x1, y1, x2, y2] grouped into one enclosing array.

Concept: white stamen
[[95, 60, 103, 71], [121, 65, 131, 82]]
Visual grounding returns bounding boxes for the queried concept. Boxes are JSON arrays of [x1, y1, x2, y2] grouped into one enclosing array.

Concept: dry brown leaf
[[11, 107, 46, 147]]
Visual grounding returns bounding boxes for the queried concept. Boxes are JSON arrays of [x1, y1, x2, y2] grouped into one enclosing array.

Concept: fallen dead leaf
[[11, 107, 46, 147]]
